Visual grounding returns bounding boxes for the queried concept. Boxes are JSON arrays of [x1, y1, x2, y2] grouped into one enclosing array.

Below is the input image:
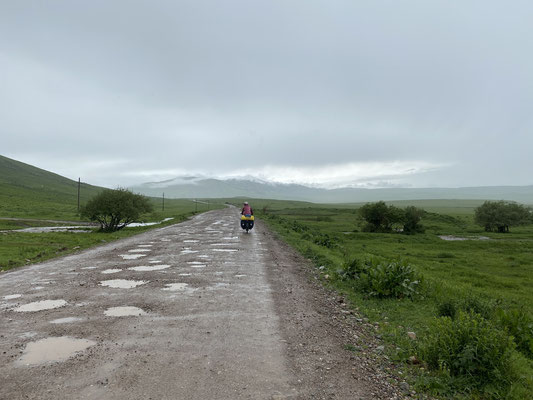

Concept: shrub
[[419, 311, 516, 397], [339, 258, 422, 299], [437, 300, 457, 319], [496, 308, 533, 359], [81, 188, 153, 232]]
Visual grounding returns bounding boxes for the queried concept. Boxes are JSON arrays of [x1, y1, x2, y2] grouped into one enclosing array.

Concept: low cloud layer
[[1, 1, 532, 189]]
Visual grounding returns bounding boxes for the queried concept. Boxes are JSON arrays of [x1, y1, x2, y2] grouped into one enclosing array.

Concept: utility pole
[[77, 178, 81, 212], [162, 193, 165, 212]]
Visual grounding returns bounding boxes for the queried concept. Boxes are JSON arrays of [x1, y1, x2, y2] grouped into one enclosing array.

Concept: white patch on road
[[81, 266, 97, 270], [138, 245, 153, 247], [181, 249, 198, 254], [99, 280, 148, 289], [32, 286, 45, 290], [3, 294, 22, 300], [162, 283, 191, 291], [128, 265, 171, 272], [104, 306, 146, 317], [178, 273, 191, 276], [184, 240, 199, 243], [198, 255, 210, 258], [119, 254, 146, 260], [16, 337, 95, 366], [128, 249, 152, 253], [223, 237, 239, 240], [212, 249, 238, 252], [235, 275, 247, 278], [211, 243, 233, 246], [102, 269, 122, 274], [14, 300, 68, 312], [50, 317, 84, 324], [149, 260, 162, 264]]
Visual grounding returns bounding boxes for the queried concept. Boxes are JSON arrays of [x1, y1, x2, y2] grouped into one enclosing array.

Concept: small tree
[[359, 201, 405, 232], [474, 200, 531, 232], [403, 206, 425, 234], [81, 188, 153, 232]]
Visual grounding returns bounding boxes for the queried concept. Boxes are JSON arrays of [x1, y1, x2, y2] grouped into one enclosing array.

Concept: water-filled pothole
[[3, 294, 22, 300], [128, 265, 171, 272], [162, 283, 190, 291], [99, 280, 148, 289], [101, 269, 122, 274], [119, 254, 146, 260], [104, 306, 146, 316], [17, 337, 95, 366], [50, 317, 84, 324], [14, 300, 67, 312]]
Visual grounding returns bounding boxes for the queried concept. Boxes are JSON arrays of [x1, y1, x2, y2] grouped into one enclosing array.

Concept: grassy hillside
[[0, 155, 103, 220]]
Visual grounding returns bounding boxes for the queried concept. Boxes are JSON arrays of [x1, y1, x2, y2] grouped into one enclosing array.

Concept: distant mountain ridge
[[130, 176, 533, 204]]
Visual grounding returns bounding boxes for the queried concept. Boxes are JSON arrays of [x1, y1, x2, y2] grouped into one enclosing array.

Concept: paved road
[[0, 209, 297, 399]]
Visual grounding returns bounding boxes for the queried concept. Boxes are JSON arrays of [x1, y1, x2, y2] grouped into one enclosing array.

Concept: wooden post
[[77, 178, 81, 211], [162, 193, 165, 211]]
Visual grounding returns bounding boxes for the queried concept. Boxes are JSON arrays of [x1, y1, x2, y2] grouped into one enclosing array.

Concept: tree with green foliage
[[474, 200, 531, 232], [359, 201, 405, 232], [81, 188, 153, 232], [403, 206, 425, 234]]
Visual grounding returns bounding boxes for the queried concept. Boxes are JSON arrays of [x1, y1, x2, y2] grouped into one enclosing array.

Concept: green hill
[[0, 155, 104, 220]]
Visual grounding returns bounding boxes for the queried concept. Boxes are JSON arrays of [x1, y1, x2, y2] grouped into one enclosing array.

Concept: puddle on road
[[178, 273, 191, 276], [81, 266, 97, 270], [211, 243, 233, 246], [184, 240, 199, 243], [50, 317, 84, 324], [138, 245, 153, 247], [223, 237, 239, 240], [3, 294, 22, 300], [149, 260, 162, 264], [104, 306, 146, 317], [14, 300, 67, 312], [128, 265, 171, 272], [32, 286, 45, 290], [181, 249, 198, 254], [102, 269, 122, 274], [212, 249, 238, 252], [160, 238, 171, 242], [16, 337, 95, 366], [119, 254, 146, 260], [99, 280, 148, 289], [162, 283, 191, 291], [235, 274, 247, 278], [128, 249, 152, 253], [189, 264, 206, 268]]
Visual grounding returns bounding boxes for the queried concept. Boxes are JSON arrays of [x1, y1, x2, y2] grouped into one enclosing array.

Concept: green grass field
[[230, 198, 533, 399]]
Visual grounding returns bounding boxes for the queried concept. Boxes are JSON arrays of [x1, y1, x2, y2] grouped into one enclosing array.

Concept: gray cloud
[[1, 1, 532, 188]]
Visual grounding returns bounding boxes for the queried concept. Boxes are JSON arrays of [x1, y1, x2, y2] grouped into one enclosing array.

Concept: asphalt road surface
[[0, 208, 401, 400]]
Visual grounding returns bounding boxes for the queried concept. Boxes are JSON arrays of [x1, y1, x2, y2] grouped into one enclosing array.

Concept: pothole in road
[[162, 283, 192, 291], [50, 317, 84, 324], [101, 269, 122, 274], [104, 306, 147, 317], [16, 337, 95, 366], [119, 254, 146, 260], [128, 265, 171, 272], [3, 294, 22, 300], [99, 280, 148, 289], [14, 299, 67, 312], [181, 249, 198, 254]]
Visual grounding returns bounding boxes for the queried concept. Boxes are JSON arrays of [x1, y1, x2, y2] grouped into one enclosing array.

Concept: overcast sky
[[1, 1, 532, 189]]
